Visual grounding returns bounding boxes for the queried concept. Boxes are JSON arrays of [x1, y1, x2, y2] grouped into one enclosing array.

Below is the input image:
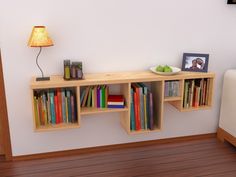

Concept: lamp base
[[36, 77, 50, 81]]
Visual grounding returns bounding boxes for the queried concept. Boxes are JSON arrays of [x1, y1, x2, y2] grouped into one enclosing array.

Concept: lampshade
[[28, 26, 54, 47]]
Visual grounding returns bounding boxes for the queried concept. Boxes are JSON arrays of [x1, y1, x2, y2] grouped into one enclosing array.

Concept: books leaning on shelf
[[107, 95, 125, 108], [164, 80, 179, 97], [80, 85, 109, 108], [33, 88, 77, 128], [130, 83, 155, 131], [183, 78, 210, 108]]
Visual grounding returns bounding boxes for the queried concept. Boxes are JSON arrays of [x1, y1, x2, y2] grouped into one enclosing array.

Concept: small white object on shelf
[[150, 66, 181, 76]]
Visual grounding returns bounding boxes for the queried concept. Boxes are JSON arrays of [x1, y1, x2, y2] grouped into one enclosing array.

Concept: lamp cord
[[36, 47, 44, 78]]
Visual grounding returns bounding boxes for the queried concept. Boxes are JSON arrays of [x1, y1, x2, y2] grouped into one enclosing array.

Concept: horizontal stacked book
[[33, 88, 77, 127], [130, 83, 155, 131], [164, 80, 180, 97], [80, 85, 109, 108], [183, 78, 210, 108], [107, 95, 125, 108]]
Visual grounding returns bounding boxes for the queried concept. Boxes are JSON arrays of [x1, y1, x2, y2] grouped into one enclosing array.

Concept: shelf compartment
[[182, 78, 214, 109], [126, 81, 163, 134], [32, 87, 80, 131], [80, 107, 129, 115]]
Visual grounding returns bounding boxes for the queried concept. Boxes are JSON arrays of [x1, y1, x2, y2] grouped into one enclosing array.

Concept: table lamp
[[28, 26, 54, 81]]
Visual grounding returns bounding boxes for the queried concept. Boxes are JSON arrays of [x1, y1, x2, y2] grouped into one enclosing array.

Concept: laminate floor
[[0, 137, 236, 177]]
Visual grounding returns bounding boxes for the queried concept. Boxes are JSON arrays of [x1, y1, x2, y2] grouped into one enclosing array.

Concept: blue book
[[80, 89, 86, 104], [130, 88, 135, 131], [149, 92, 154, 130], [49, 91, 56, 124], [107, 105, 124, 108]]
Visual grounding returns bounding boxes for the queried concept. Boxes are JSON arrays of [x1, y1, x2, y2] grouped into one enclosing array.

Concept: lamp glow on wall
[[28, 26, 54, 81]]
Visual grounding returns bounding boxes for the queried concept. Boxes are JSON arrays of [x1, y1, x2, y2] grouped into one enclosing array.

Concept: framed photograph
[[182, 53, 209, 72], [228, 0, 236, 4]]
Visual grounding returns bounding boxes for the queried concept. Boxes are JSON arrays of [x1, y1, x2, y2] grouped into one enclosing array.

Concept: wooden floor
[[0, 137, 236, 177]]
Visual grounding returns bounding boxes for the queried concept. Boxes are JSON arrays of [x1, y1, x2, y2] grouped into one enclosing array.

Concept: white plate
[[150, 66, 181, 76]]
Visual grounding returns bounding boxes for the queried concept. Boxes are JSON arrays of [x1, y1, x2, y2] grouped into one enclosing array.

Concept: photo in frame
[[228, 0, 236, 4], [182, 53, 209, 73]]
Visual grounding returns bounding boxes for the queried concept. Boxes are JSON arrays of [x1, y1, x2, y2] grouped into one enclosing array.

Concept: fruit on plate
[[156, 65, 164, 72], [156, 65, 172, 72]]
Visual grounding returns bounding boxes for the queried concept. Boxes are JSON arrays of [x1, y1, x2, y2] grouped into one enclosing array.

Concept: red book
[[54, 95, 60, 124], [133, 92, 141, 130], [57, 89, 62, 123], [108, 95, 124, 102]]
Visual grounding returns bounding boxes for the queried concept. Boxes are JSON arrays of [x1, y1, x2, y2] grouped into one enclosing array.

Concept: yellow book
[[143, 95, 147, 130]]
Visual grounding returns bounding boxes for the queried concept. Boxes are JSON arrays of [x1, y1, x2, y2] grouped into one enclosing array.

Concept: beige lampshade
[[28, 26, 54, 47]]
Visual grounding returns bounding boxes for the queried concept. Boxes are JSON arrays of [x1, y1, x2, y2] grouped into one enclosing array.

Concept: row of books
[[130, 83, 155, 131], [80, 85, 109, 108], [164, 80, 180, 97], [33, 88, 77, 127], [183, 78, 210, 108]]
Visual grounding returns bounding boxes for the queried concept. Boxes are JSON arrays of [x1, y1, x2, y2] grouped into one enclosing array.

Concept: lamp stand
[[35, 46, 50, 81]]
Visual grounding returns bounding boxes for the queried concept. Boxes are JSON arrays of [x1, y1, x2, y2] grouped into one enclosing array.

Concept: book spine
[[149, 92, 154, 130], [130, 88, 135, 131], [47, 91, 51, 124], [54, 94, 59, 124], [107, 105, 125, 108], [49, 92, 56, 124], [57, 89, 62, 123], [61, 90, 66, 123], [33, 96, 40, 127], [66, 90, 72, 123], [133, 91, 141, 130]]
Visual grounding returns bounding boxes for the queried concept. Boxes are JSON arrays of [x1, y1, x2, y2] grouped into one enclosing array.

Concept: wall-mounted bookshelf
[[30, 71, 215, 134]]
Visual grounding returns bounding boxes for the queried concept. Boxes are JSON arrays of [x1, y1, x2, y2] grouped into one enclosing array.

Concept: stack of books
[[130, 83, 155, 131], [164, 80, 179, 97], [33, 88, 77, 127], [183, 78, 210, 108], [107, 95, 125, 108], [80, 85, 108, 108]]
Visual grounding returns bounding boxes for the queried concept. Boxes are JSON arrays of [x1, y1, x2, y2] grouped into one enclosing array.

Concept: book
[[87, 86, 93, 107], [149, 92, 154, 130], [66, 90, 72, 122], [82, 86, 90, 107], [108, 95, 124, 102], [57, 89, 62, 123], [107, 105, 125, 108], [33, 96, 40, 127], [49, 91, 56, 124], [130, 88, 135, 131], [61, 89, 66, 123], [133, 91, 141, 130]]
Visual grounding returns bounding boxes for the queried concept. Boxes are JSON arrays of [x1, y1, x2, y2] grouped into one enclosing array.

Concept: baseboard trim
[[217, 127, 236, 147], [13, 133, 216, 161]]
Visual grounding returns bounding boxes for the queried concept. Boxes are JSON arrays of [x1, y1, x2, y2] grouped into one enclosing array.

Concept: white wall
[[1, 0, 236, 156]]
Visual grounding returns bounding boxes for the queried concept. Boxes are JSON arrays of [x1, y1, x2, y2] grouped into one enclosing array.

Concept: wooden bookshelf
[[30, 71, 215, 134]]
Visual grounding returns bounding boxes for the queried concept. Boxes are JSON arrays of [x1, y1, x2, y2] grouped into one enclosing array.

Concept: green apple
[[156, 65, 164, 72], [164, 65, 172, 72]]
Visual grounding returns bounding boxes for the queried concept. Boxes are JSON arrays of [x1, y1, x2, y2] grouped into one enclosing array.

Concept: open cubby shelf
[[30, 71, 215, 134]]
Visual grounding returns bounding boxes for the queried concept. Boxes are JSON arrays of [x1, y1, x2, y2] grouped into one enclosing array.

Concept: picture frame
[[228, 0, 236, 4], [182, 53, 209, 73]]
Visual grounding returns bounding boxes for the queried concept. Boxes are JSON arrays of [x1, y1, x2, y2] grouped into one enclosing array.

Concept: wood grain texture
[[0, 50, 12, 160], [217, 127, 236, 147], [1, 135, 236, 177]]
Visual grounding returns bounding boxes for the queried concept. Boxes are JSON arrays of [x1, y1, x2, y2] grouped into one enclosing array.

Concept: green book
[[101, 85, 106, 108], [87, 87, 93, 107]]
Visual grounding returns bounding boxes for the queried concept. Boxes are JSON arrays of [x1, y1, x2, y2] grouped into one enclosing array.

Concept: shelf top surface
[[31, 71, 215, 88]]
